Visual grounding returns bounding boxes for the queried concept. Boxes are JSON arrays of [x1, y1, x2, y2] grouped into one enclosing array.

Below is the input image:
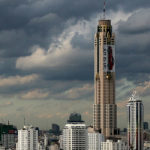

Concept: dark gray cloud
[[0, 0, 149, 59], [0, 74, 93, 101], [118, 9, 150, 35], [0, 0, 149, 99], [116, 8, 150, 82], [71, 29, 95, 50], [0, 1, 149, 130]]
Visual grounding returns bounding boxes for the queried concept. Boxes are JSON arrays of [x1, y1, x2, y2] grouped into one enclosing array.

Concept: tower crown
[[67, 113, 84, 123], [99, 20, 111, 26], [97, 20, 112, 38], [129, 91, 141, 102]]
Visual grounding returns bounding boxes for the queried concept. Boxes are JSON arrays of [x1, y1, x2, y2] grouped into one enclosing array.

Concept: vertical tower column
[[93, 20, 117, 138]]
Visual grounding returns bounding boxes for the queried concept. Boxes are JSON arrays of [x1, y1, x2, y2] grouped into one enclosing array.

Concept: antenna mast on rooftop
[[24, 117, 26, 126], [103, 0, 106, 19]]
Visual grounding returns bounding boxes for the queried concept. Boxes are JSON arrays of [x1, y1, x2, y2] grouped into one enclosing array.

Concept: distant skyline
[[0, 0, 149, 129]]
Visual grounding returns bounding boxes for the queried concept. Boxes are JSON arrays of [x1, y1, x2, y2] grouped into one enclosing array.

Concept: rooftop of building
[[99, 19, 111, 26], [128, 91, 142, 102], [20, 125, 37, 130], [67, 113, 84, 123]]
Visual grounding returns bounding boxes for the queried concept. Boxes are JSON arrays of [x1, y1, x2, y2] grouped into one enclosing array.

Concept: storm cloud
[[0, 0, 149, 129]]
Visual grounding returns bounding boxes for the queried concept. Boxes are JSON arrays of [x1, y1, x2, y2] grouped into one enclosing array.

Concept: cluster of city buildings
[[0, 110, 149, 150]]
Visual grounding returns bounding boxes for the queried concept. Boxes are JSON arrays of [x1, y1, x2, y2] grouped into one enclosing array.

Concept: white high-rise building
[[88, 132, 105, 150], [63, 113, 88, 150], [101, 140, 127, 150], [16, 125, 38, 150], [127, 91, 144, 150]]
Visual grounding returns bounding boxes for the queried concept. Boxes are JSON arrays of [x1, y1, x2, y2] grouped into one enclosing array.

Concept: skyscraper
[[127, 91, 144, 150], [16, 125, 39, 150], [93, 19, 117, 138]]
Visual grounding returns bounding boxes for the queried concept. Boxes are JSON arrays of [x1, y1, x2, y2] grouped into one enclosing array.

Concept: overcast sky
[[0, 0, 150, 129]]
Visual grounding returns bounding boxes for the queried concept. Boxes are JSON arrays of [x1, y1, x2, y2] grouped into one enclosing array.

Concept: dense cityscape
[[0, 0, 149, 150], [0, 95, 149, 150]]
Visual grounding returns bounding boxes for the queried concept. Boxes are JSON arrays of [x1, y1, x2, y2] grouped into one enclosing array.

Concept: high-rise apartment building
[[127, 91, 144, 150], [16, 125, 39, 150], [93, 19, 117, 137], [63, 113, 88, 150]]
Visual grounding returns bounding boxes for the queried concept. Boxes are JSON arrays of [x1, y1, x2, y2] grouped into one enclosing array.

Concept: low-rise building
[[144, 141, 150, 150], [88, 131, 104, 150], [1, 133, 16, 149], [101, 140, 127, 150], [0, 146, 5, 150]]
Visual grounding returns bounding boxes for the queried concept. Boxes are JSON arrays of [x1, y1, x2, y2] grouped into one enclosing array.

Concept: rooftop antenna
[[103, 0, 106, 19], [24, 117, 26, 126]]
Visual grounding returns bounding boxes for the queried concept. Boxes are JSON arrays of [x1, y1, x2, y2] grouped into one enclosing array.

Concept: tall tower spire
[[103, 0, 106, 19], [93, 18, 117, 138]]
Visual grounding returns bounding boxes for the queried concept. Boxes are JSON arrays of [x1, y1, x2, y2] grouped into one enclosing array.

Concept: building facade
[[1, 133, 16, 149], [16, 125, 38, 150], [101, 140, 127, 150], [0, 146, 5, 150], [59, 135, 63, 150], [127, 91, 144, 150], [93, 19, 117, 137], [49, 144, 59, 150], [88, 132, 104, 150], [63, 113, 88, 150]]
